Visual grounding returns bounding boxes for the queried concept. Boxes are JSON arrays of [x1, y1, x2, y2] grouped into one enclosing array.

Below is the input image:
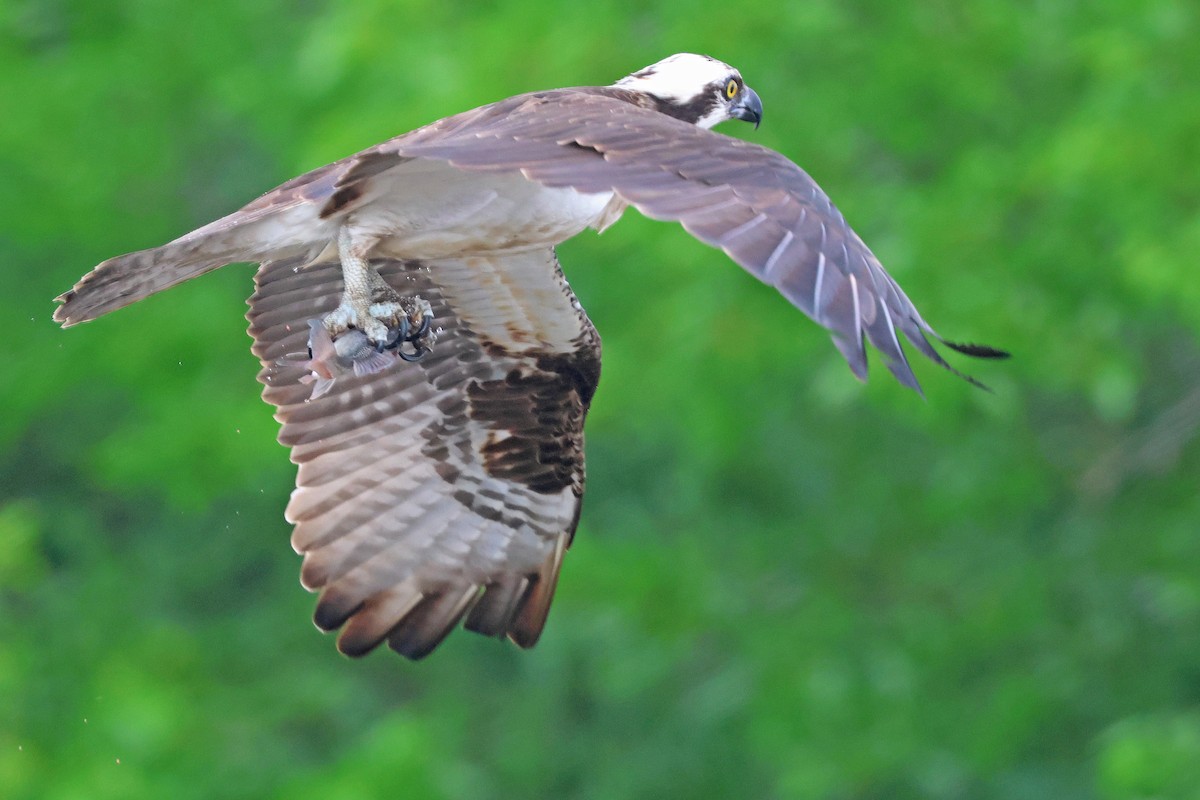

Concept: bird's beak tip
[[735, 86, 763, 130]]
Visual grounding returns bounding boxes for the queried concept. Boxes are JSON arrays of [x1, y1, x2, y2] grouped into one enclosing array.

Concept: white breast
[[349, 160, 616, 258]]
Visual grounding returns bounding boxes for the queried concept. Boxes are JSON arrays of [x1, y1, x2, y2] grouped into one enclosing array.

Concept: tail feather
[[52, 238, 252, 326]]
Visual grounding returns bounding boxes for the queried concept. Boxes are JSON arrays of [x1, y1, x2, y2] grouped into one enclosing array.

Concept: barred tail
[[52, 235, 254, 326]]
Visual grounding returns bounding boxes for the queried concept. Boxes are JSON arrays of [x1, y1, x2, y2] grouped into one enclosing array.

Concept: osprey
[[54, 54, 1005, 660]]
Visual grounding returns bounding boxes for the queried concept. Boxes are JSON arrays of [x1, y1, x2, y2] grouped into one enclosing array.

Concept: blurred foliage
[[2, 0, 1199, 798]]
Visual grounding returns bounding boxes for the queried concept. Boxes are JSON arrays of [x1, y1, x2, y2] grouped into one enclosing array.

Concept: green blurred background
[[3, 1, 1199, 798]]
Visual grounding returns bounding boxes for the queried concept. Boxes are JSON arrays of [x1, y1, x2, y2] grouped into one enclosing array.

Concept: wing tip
[[885, 316, 1007, 394], [938, 339, 1011, 360], [883, 360, 925, 398], [386, 585, 482, 660], [508, 533, 569, 649], [832, 333, 869, 383], [927, 333, 1009, 393]]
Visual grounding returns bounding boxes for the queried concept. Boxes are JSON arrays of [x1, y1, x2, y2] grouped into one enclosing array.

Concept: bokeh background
[[3, 1, 1199, 798]]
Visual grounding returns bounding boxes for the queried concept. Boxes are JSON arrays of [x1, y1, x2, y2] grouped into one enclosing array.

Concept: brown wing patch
[[247, 247, 599, 659], [468, 360, 591, 495]]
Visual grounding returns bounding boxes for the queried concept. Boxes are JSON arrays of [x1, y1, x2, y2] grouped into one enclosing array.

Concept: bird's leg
[[321, 227, 437, 361], [323, 228, 404, 343]]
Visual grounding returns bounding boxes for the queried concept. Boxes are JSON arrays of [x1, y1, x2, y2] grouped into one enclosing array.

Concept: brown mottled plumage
[[249, 251, 593, 657]]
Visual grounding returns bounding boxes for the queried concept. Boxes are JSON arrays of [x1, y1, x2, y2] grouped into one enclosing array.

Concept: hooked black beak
[[733, 86, 763, 129]]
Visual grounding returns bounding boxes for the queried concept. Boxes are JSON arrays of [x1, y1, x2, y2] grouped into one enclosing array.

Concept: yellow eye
[[725, 79, 739, 99]]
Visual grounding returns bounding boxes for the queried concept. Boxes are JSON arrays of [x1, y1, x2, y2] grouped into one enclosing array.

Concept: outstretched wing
[[348, 88, 1005, 391], [247, 247, 600, 659], [57, 86, 1003, 392]]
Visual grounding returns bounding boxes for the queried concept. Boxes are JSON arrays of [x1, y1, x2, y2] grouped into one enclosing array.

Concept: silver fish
[[281, 319, 397, 400]]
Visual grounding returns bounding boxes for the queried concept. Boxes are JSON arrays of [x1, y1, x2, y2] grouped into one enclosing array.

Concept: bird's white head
[[615, 53, 763, 130]]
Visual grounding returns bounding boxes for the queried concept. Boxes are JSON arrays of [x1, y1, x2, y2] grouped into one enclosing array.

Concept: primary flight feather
[[54, 53, 1006, 660]]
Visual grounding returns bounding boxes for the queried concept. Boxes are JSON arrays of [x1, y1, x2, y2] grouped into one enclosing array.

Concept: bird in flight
[[54, 53, 1005, 660]]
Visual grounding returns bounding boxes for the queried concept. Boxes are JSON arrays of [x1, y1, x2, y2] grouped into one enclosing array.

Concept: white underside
[[350, 163, 618, 258], [217, 159, 620, 263]]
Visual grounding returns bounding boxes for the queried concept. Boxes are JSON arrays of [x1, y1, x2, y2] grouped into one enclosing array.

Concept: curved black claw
[[381, 309, 434, 362], [397, 343, 431, 362], [376, 317, 410, 353]]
